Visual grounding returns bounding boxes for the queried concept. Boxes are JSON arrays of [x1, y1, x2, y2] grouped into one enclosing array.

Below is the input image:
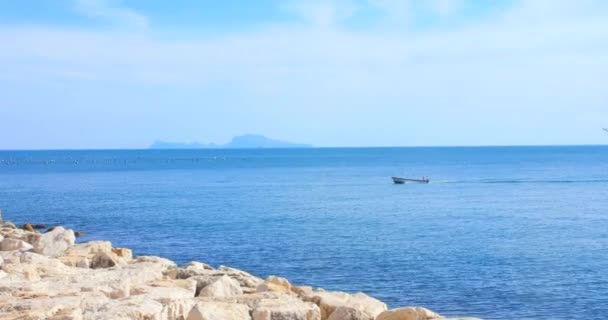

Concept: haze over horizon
[[1, 0, 607, 150]]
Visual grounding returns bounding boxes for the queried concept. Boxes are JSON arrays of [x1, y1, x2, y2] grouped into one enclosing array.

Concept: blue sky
[[1, 0, 607, 149]]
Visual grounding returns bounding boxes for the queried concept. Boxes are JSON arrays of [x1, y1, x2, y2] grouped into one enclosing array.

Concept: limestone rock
[[0, 295, 83, 320], [292, 286, 314, 297], [327, 306, 370, 320], [129, 279, 198, 319], [175, 264, 262, 295], [65, 241, 113, 256], [0, 237, 33, 251], [172, 261, 214, 279], [306, 291, 387, 320], [187, 301, 251, 320], [376, 307, 443, 320], [2, 221, 16, 229], [21, 223, 35, 232], [32, 226, 75, 257], [199, 275, 243, 297], [85, 297, 165, 320], [251, 293, 321, 320], [90, 251, 127, 269], [256, 275, 292, 293], [60, 241, 113, 268], [136, 255, 177, 270], [112, 247, 133, 261]]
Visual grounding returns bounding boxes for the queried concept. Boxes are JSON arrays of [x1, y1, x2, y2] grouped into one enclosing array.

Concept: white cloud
[[72, 0, 148, 29]]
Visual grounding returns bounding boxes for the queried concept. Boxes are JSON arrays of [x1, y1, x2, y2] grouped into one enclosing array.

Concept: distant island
[[150, 134, 312, 149]]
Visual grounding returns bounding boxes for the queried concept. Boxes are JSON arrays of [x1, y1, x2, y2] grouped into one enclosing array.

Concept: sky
[[1, 0, 607, 149]]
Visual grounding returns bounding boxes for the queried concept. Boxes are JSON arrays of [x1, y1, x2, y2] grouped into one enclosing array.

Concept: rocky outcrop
[[198, 275, 243, 298], [31, 226, 75, 257], [305, 291, 387, 320], [0, 223, 481, 320], [188, 301, 251, 320], [376, 307, 442, 320]]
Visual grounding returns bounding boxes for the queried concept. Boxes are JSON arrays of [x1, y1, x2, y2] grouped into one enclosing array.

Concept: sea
[[1, 146, 607, 319]]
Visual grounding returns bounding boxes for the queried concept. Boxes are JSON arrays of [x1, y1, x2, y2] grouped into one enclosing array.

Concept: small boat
[[392, 177, 429, 184]]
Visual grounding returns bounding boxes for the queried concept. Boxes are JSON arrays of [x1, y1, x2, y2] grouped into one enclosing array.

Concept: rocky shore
[[0, 221, 480, 320]]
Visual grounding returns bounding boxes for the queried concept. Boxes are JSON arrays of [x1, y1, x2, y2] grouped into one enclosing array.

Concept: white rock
[[0, 237, 33, 251], [85, 297, 165, 320], [306, 291, 387, 320], [171, 261, 215, 279], [327, 306, 370, 320], [251, 293, 321, 320], [199, 275, 243, 297], [376, 307, 443, 320], [256, 276, 292, 293], [136, 255, 177, 270], [0, 295, 83, 320], [129, 279, 198, 320], [64, 241, 113, 256], [32, 227, 75, 257], [111, 247, 133, 261], [187, 301, 251, 320], [61, 241, 115, 268]]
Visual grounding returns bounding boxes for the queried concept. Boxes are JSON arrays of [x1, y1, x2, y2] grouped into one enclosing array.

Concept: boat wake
[[431, 178, 608, 184]]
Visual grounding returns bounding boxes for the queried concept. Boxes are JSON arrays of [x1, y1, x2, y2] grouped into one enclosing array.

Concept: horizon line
[[1, 143, 607, 152]]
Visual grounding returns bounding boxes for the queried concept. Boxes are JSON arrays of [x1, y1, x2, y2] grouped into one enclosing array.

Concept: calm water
[[1, 146, 607, 319]]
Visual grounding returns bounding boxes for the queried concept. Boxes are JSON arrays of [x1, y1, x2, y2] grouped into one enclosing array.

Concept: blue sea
[[1, 146, 607, 319]]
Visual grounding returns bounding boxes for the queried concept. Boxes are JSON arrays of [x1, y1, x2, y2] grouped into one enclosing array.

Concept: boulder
[[251, 293, 321, 320], [0, 294, 90, 320], [256, 275, 292, 293], [172, 261, 214, 279], [376, 307, 443, 320], [327, 306, 370, 320], [292, 286, 314, 297], [90, 251, 127, 269], [65, 241, 113, 256], [216, 266, 264, 293], [129, 279, 198, 319], [306, 291, 386, 320], [32, 226, 75, 257], [178, 265, 262, 295], [187, 301, 251, 320], [0, 237, 34, 252], [31, 224, 47, 229], [19, 251, 80, 277], [74, 231, 85, 237], [112, 247, 133, 261], [199, 275, 243, 297], [2, 221, 17, 229], [136, 255, 177, 270], [0, 250, 23, 264], [21, 223, 35, 232], [84, 297, 165, 320]]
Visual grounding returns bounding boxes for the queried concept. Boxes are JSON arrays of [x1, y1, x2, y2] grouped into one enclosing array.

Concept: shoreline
[[0, 220, 480, 320]]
